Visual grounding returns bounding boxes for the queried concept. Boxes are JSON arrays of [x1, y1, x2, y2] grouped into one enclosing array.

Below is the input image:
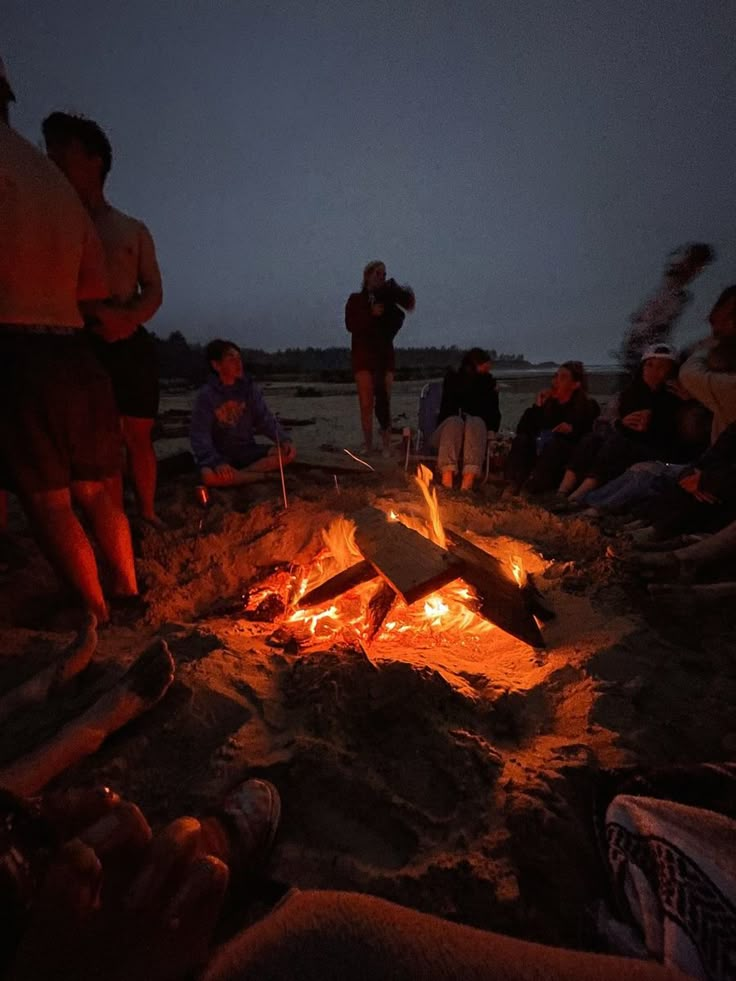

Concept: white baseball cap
[[0, 56, 16, 102], [641, 343, 677, 363]]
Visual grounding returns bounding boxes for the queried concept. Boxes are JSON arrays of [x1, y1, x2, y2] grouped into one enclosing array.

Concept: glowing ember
[[245, 463, 542, 650], [289, 604, 339, 634], [510, 558, 525, 586]]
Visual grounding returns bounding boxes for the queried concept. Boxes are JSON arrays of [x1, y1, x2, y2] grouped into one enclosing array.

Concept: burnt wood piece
[[352, 507, 465, 605], [297, 560, 378, 608], [445, 528, 545, 649], [365, 581, 398, 642], [523, 573, 556, 622]]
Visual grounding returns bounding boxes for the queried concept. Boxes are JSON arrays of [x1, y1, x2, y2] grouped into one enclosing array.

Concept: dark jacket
[[345, 279, 415, 373], [690, 421, 736, 501], [517, 391, 600, 440], [437, 369, 501, 432], [616, 377, 682, 457]]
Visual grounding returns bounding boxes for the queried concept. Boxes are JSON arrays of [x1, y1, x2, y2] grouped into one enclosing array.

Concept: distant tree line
[[153, 331, 533, 386]]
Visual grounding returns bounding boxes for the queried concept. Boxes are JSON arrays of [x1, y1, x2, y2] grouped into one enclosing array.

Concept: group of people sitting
[[499, 283, 736, 558]]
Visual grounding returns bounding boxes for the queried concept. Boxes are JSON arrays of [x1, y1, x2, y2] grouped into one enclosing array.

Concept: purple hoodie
[[190, 374, 288, 469]]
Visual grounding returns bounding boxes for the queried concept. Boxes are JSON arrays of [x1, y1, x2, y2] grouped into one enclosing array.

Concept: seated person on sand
[[558, 345, 684, 506], [625, 419, 736, 544], [582, 333, 736, 524], [190, 340, 295, 488], [678, 285, 736, 445], [503, 361, 600, 495], [432, 347, 500, 491]]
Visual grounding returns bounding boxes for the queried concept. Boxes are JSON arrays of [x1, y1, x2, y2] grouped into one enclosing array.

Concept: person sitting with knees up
[[503, 361, 600, 496], [190, 340, 295, 488], [559, 344, 683, 506], [432, 348, 500, 491]]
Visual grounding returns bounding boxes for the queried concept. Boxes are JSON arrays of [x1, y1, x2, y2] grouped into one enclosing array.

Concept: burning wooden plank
[[365, 581, 398, 641], [352, 507, 464, 605], [445, 529, 546, 649], [297, 559, 378, 608]]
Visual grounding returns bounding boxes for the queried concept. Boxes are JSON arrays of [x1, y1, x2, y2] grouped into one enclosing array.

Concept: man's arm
[[77, 216, 109, 318], [89, 222, 163, 340], [680, 344, 736, 418], [123, 223, 163, 324]]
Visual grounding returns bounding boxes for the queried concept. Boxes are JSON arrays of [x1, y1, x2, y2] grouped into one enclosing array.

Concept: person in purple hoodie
[[190, 340, 296, 487]]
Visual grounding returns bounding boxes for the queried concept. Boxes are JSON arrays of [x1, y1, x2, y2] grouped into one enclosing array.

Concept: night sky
[[5, 1, 736, 361]]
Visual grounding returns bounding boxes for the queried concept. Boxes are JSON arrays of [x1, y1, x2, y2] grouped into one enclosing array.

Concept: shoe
[[216, 778, 281, 876]]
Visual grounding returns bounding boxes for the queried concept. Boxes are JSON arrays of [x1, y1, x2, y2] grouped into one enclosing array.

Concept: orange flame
[[510, 555, 526, 586], [413, 465, 446, 549]]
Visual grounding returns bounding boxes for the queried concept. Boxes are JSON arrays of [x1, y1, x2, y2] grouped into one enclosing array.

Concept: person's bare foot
[[441, 470, 454, 489], [460, 472, 475, 492], [0, 642, 175, 797]]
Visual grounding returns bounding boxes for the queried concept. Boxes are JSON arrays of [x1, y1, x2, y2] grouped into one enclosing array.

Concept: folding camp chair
[[402, 381, 501, 481]]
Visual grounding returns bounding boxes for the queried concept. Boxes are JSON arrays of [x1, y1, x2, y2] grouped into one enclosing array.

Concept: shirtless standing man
[[43, 112, 164, 526]]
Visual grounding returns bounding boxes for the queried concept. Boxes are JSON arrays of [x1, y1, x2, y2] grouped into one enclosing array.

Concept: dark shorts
[[0, 332, 122, 495], [231, 443, 270, 468], [91, 326, 159, 419]]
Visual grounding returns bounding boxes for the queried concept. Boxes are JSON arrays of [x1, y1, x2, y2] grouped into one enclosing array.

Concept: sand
[[1, 377, 734, 951]]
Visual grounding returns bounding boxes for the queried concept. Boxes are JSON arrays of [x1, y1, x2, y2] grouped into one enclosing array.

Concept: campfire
[[244, 467, 551, 652]]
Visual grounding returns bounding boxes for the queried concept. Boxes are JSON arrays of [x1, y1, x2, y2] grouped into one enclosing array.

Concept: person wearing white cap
[[620, 243, 714, 376], [558, 343, 684, 504], [0, 55, 139, 624]]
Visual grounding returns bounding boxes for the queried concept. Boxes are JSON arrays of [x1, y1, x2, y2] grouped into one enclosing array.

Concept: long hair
[[362, 260, 385, 289], [460, 348, 491, 373], [560, 360, 588, 395]]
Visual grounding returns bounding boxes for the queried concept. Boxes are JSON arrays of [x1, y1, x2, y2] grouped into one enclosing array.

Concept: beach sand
[[1, 374, 733, 951]]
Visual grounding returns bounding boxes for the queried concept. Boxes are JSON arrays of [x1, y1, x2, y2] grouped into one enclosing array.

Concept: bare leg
[[568, 476, 598, 503], [375, 370, 394, 451], [23, 487, 108, 622], [104, 473, 125, 510], [354, 370, 375, 452], [72, 480, 137, 597], [557, 469, 579, 496], [202, 889, 679, 981], [121, 417, 159, 522], [201, 451, 290, 488]]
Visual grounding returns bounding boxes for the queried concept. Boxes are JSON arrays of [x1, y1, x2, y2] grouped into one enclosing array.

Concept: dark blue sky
[[6, 1, 736, 360]]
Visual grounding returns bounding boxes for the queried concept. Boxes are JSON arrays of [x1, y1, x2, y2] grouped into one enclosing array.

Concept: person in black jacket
[[345, 261, 415, 455], [431, 348, 500, 491], [504, 361, 600, 495], [560, 344, 682, 504]]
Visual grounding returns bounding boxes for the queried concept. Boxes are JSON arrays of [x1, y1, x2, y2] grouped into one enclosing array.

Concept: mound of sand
[[1, 468, 735, 948]]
